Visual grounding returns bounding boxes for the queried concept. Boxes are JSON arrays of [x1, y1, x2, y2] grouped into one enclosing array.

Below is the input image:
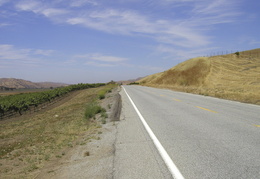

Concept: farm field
[[0, 89, 51, 97], [0, 83, 105, 119]]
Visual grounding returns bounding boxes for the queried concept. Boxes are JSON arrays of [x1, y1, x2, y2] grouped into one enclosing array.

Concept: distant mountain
[[0, 78, 68, 89]]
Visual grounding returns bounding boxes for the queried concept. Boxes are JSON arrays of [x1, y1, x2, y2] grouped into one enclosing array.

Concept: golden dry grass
[[138, 49, 260, 104], [0, 86, 110, 178]]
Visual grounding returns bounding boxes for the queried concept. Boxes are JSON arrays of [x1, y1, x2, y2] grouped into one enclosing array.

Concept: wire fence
[[205, 50, 260, 58]]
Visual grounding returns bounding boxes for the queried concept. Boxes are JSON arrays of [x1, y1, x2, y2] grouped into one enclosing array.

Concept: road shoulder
[[112, 88, 171, 179]]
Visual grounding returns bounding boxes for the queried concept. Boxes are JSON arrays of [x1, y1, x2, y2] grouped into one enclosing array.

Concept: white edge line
[[122, 86, 185, 179]]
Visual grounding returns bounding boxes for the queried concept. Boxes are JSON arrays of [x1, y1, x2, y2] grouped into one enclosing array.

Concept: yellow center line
[[173, 98, 182, 102], [196, 106, 218, 113], [254, 125, 260, 127], [160, 94, 165, 97]]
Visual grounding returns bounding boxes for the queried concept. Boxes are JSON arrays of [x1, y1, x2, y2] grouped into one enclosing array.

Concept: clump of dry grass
[[138, 49, 260, 104]]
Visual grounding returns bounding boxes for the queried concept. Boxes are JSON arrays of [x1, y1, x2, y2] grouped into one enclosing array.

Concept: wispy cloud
[[10, 0, 242, 48], [15, 0, 69, 21], [34, 49, 55, 56], [192, 0, 240, 15], [75, 53, 127, 62], [66, 9, 212, 47], [156, 44, 219, 59], [0, 44, 55, 67], [0, 44, 31, 60], [0, 0, 243, 67], [69, 0, 99, 7], [0, 23, 11, 27], [72, 53, 128, 67], [84, 61, 117, 67], [0, 0, 10, 6]]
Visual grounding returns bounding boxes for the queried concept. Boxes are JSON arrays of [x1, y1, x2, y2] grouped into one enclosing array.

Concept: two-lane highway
[[121, 85, 260, 179]]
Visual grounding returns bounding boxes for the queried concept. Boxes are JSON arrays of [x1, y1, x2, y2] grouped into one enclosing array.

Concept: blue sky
[[0, 0, 259, 84]]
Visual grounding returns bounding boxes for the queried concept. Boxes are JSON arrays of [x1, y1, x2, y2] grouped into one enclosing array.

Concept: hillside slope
[[138, 49, 260, 104], [0, 78, 67, 89]]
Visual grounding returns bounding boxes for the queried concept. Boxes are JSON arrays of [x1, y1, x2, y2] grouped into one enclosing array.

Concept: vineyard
[[0, 83, 105, 119]]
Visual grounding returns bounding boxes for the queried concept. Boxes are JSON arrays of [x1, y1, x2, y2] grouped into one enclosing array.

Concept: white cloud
[[156, 44, 219, 59], [75, 53, 127, 62], [42, 8, 69, 17], [15, 0, 69, 20], [34, 49, 55, 56], [69, 0, 99, 7], [84, 61, 116, 67], [66, 9, 211, 47], [0, 0, 10, 6], [11, 0, 242, 48], [192, 0, 237, 15], [15, 0, 42, 13], [0, 23, 11, 27], [0, 44, 55, 67], [0, 44, 31, 60], [72, 53, 128, 67]]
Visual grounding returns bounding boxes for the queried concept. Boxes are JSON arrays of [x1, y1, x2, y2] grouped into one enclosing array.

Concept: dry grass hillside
[[138, 48, 260, 104]]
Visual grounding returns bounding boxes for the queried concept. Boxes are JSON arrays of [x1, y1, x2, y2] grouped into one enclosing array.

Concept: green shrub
[[98, 86, 113, 100], [101, 110, 108, 118], [98, 91, 106, 100], [234, 51, 240, 56], [128, 82, 139, 85], [85, 103, 105, 120]]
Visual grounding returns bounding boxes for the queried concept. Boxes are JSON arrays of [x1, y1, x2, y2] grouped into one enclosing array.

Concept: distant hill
[[0, 78, 68, 89], [138, 48, 260, 104], [36, 82, 68, 89], [117, 77, 143, 85]]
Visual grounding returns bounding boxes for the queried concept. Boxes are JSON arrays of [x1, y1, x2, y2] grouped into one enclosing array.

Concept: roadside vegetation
[[0, 83, 117, 178], [128, 82, 140, 85], [97, 85, 114, 100]]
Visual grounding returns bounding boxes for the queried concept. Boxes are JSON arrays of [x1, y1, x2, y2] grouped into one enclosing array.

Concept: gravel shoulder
[[36, 122, 117, 179]]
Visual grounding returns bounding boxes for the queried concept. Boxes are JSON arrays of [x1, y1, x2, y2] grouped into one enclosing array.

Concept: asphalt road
[[118, 85, 260, 179]]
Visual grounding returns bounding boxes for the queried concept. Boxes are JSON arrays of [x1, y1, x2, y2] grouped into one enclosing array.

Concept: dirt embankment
[[138, 49, 260, 104], [0, 86, 122, 179]]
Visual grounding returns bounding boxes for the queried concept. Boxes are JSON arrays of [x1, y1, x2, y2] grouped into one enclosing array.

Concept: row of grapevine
[[0, 83, 105, 119]]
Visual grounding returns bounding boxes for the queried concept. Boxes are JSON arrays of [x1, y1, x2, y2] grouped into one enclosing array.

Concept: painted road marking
[[196, 106, 218, 113], [160, 94, 165, 97], [123, 87, 185, 179], [173, 98, 182, 102], [254, 125, 260, 127]]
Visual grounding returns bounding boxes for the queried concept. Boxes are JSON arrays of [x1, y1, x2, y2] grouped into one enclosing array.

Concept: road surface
[[114, 85, 260, 179]]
